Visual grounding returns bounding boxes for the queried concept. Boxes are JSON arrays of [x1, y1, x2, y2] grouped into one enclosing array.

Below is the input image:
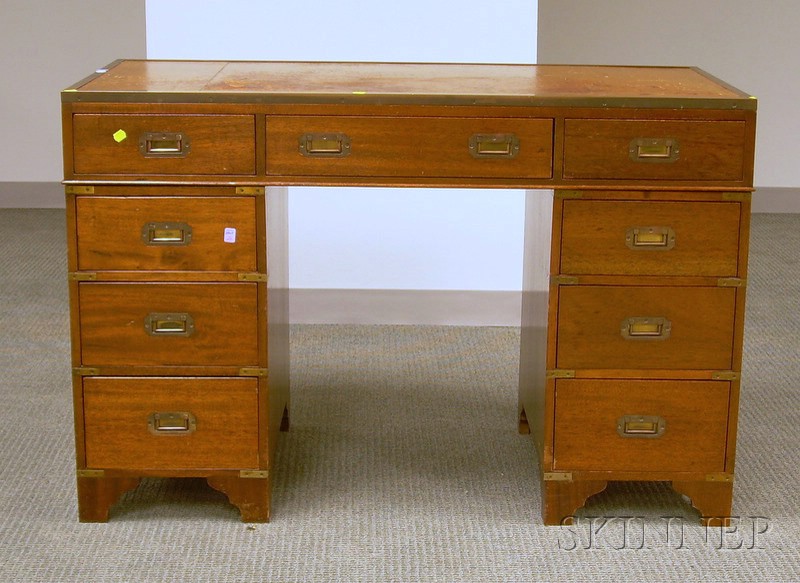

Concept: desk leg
[[77, 475, 141, 522], [518, 408, 531, 434], [672, 480, 734, 527], [207, 476, 271, 522], [542, 479, 608, 525], [280, 404, 290, 431]]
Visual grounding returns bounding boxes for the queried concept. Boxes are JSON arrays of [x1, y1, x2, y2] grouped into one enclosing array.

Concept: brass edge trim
[[240, 470, 269, 479], [691, 67, 755, 101], [69, 272, 97, 281], [76, 469, 105, 478], [65, 185, 94, 195], [73, 367, 99, 376], [543, 472, 573, 481], [238, 273, 268, 282], [722, 192, 752, 201], [712, 371, 739, 381], [546, 369, 575, 379], [718, 278, 745, 287], [239, 367, 269, 377], [60, 90, 757, 110], [62, 60, 125, 93], [706, 473, 734, 482], [236, 186, 265, 195], [551, 275, 579, 285]]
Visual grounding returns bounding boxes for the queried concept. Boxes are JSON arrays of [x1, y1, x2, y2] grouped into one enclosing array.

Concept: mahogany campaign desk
[[61, 61, 756, 525]]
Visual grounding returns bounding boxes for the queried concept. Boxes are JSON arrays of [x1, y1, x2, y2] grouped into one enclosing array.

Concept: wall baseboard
[[290, 289, 521, 326], [751, 187, 800, 213], [0, 182, 64, 208]]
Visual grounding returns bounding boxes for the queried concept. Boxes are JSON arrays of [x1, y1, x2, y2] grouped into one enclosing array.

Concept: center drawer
[[82, 376, 260, 470], [75, 196, 258, 272], [556, 285, 736, 370], [553, 379, 730, 472], [77, 282, 259, 367], [266, 116, 553, 179]]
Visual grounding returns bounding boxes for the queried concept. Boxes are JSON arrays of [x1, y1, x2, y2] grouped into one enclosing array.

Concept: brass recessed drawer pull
[[617, 415, 666, 438], [629, 138, 679, 162], [144, 312, 195, 337], [148, 412, 197, 435], [139, 132, 191, 157], [625, 226, 676, 250], [299, 133, 351, 157], [620, 316, 671, 340], [469, 133, 520, 158], [141, 222, 193, 246]]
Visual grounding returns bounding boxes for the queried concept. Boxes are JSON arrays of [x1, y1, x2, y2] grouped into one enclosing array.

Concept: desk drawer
[[72, 114, 256, 176], [75, 196, 258, 272], [78, 283, 259, 367], [560, 199, 742, 276], [83, 377, 259, 470], [563, 119, 746, 182], [553, 379, 729, 472], [266, 116, 553, 179], [556, 285, 736, 370]]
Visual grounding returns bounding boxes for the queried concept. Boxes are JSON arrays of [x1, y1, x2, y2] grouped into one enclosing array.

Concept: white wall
[[146, 1, 537, 292], [537, 0, 800, 189]]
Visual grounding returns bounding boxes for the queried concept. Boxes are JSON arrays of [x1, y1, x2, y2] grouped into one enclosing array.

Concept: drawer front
[[83, 377, 259, 469], [72, 114, 256, 175], [563, 120, 746, 181], [560, 200, 742, 276], [556, 286, 736, 370], [266, 116, 553, 179], [75, 196, 258, 272], [553, 379, 730, 472], [78, 283, 259, 366]]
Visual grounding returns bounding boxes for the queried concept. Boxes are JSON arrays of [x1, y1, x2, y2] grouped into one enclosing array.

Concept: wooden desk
[[61, 61, 756, 524]]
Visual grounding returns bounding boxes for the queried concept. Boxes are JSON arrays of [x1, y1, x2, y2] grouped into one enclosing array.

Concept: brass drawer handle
[[621, 317, 671, 340], [469, 133, 520, 158], [625, 226, 675, 250], [141, 222, 193, 246], [148, 412, 197, 435], [139, 132, 191, 158], [299, 133, 351, 157], [628, 138, 679, 162], [617, 415, 666, 438], [144, 312, 195, 336]]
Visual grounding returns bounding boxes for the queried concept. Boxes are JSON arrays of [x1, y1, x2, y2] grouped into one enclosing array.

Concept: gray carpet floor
[[0, 209, 798, 582]]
